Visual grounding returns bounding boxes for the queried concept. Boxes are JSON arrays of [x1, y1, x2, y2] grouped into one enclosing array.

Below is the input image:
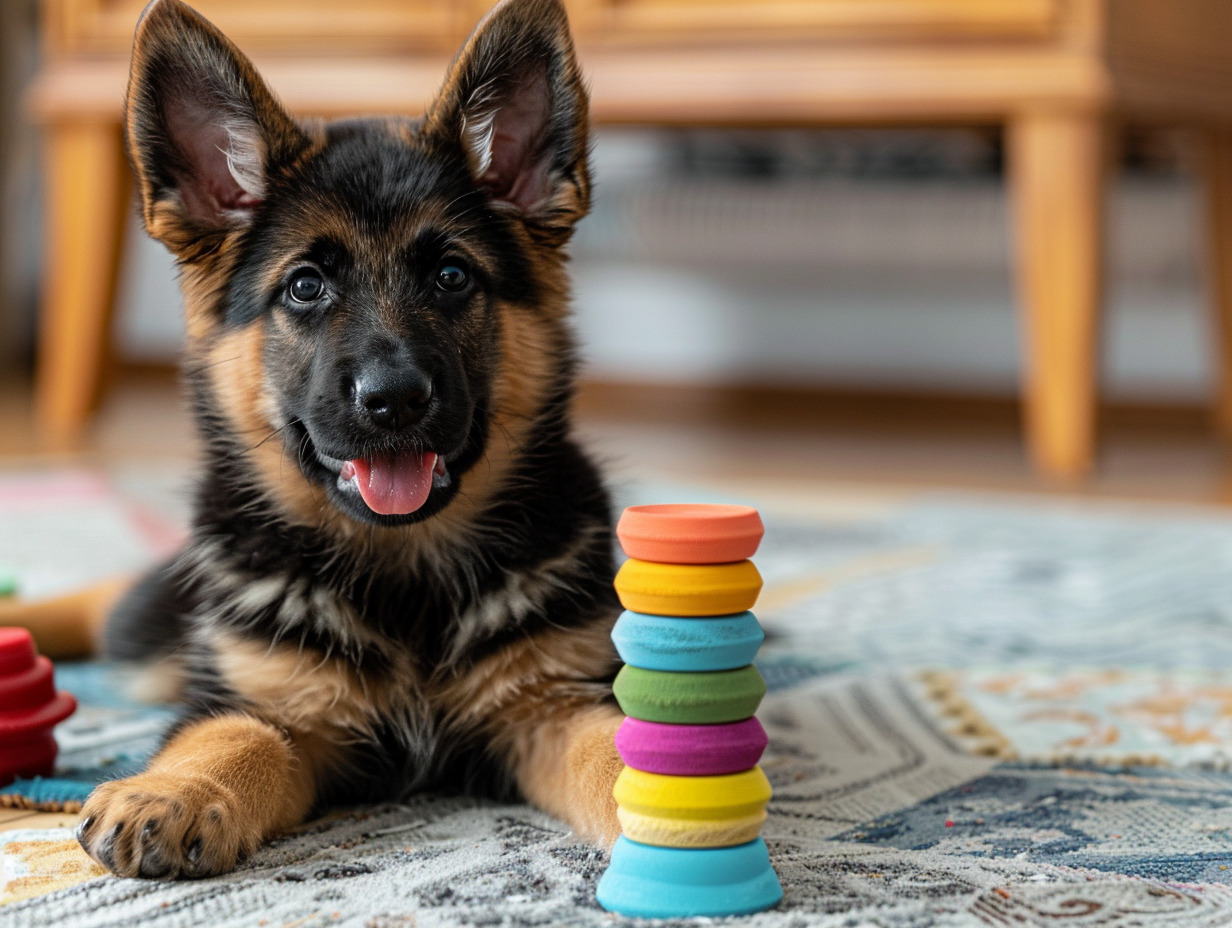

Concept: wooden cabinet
[[42, 0, 466, 56], [566, 0, 1062, 46], [43, 0, 1074, 55], [25, 0, 1232, 479]]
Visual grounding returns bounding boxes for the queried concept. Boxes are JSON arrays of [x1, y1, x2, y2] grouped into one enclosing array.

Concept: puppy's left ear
[[425, 0, 590, 243]]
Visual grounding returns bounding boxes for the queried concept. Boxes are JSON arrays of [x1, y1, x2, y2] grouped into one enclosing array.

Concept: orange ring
[[617, 504, 764, 564]]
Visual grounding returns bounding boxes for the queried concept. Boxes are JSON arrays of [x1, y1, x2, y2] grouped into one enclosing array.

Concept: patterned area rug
[[5, 471, 1232, 925], [0, 470, 184, 812]]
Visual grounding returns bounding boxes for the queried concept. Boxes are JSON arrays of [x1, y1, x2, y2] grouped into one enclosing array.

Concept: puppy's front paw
[[77, 772, 258, 879]]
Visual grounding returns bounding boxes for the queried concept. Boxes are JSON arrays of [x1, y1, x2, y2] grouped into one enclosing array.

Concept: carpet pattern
[[0, 663, 180, 811], [2, 676, 1002, 927], [922, 668, 1232, 767], [0, 470, 183, 813], [5, 474, 1232, 925]]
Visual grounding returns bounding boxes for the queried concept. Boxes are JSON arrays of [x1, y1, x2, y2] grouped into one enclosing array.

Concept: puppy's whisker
[[249, 421, 293, 452], [192, 354, 244, 371]]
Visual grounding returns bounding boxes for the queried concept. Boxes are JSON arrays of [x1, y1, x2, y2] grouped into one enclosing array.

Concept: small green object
[[613, 664, 766, 724], [0, 568, 16, 598]]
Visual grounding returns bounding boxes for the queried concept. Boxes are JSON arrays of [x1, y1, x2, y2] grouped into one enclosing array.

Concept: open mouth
[[315, 447, 452, 516]]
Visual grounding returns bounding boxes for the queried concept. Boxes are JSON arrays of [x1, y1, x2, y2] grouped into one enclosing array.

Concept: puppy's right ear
[[124, 0, 307, 256]]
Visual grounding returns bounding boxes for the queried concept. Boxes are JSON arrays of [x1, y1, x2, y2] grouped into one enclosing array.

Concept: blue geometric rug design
[[838, 762, 1232, 884]]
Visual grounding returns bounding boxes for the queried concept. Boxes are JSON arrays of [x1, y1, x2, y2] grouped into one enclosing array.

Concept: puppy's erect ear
[[425, 0, 591, 242], [124, 0, 308, 253]]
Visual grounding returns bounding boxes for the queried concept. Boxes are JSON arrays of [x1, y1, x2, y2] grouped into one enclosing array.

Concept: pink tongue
[[348, 451, 436, 515]]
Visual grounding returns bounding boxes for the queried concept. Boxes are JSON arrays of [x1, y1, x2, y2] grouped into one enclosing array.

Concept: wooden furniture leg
[[1199, 125, 1232, 440], [1006, 109, 1108, 480], [36, 120, 130, 446]]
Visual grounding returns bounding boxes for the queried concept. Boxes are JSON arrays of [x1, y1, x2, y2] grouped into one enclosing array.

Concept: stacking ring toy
[[618, 807, 767, 848], [615, 717, 768, 776], [599, 502, 782, 918], [597, 837, 783, 918], [611, 610, 764, 672], [617, 504, 764, 564], [614, 559, 762, 616], [613, 766, 772, 848], [613, 664, 766, 724]]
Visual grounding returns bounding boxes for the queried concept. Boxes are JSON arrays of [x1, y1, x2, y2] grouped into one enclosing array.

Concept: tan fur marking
[[206, 327, 272, 437], [205, 323, 335, 524], [215, 612, 616, 743], [128, 658, 189, 704], [213, 612, 622, 845], [439, 616, 623, 844], [180, 261, 234, 341], [439, 299, 558, 530], [492, 302, 556, 435], [438, 616, 616, 724], [505, 704, 623, 846], [78, 714, 319, 878], [212, 632, 416, 736], [148, 715, 316, 830]]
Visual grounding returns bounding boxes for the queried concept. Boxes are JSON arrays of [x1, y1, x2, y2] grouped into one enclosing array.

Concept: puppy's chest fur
[[152, 467, 618, 801]]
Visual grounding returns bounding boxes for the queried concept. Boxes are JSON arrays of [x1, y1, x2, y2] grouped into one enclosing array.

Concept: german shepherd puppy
[[41, 0, 625, 879]]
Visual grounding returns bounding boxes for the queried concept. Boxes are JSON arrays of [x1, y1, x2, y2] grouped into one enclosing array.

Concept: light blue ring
[[611, 610, 764, 672], [597, 836, 783, 918]]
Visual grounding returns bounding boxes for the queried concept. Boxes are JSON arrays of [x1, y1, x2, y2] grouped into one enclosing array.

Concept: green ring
[[613, 664, 766, 724]]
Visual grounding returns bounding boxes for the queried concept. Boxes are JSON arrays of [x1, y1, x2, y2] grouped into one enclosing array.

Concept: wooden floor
[[0, 807, 80, 836], [576, 381, 1232, 506], [1, 368, 1231, 506]]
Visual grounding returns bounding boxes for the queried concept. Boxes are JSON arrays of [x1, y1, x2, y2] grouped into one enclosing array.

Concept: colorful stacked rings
[[596, 504, 783, 918]]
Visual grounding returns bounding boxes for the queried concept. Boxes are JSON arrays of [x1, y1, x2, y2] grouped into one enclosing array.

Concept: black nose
[[353, 369, 433, 432]]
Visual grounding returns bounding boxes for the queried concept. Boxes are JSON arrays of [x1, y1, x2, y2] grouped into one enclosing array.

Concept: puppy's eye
[[288, 270, 325, 304], [436, 260, 470, 293]]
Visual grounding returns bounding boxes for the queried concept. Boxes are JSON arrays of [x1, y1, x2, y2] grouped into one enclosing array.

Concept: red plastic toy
[[0, 627, 76, 788]]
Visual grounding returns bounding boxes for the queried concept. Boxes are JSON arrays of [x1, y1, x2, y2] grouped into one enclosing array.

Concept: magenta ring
[[615, 717, 768, 776]]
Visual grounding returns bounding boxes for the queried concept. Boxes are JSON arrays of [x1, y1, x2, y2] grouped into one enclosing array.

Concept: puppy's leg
[[77, 714, 322, 879], [0, 575, 131, 658], [501, 703, 624, 847]]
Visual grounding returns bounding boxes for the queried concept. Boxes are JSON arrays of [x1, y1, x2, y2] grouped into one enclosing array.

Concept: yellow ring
[[613, 766, 771, 821], [614, 559, 763, 616]]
